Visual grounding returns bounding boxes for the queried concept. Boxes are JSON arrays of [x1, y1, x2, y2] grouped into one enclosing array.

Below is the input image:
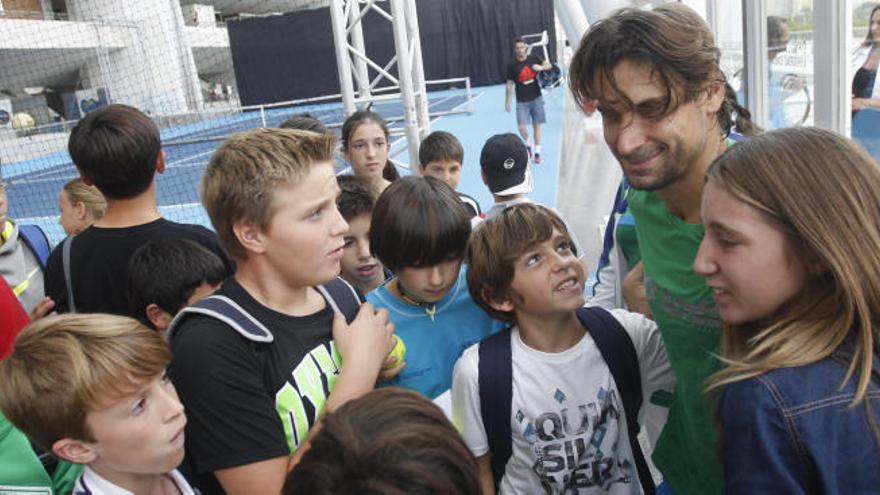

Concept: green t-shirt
[[616, 202, 641, 270], [629, 189, 723, 495], [0, 412, 82, 494]]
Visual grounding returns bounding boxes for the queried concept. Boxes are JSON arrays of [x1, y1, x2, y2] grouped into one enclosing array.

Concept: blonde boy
[[0, 313, 193, 494], [169, 128, 394, 494]]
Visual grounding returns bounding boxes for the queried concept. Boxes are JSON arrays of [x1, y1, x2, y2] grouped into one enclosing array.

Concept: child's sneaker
[[534, 152, 542, 164]]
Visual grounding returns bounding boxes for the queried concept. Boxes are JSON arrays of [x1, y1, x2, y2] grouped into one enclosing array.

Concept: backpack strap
[[576, 306, 656, 495], [315, 276, 363, 324], [167, 295, 273, 343], [477, 326, 514, 488], [18, 224, 51, 269], [62, 235, 76, 313], [166, 277, 362, 343]]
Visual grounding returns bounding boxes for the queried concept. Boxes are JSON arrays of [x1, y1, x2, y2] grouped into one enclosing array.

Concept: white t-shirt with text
[[451, 309, 673, 494]]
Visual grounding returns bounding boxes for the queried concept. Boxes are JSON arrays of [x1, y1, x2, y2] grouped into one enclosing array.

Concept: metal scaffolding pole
[[329, 0, 430, 170], [389, 0, 420, 167], [329, 0, 356, 116], [404, 0, 430, 139], [348, 1, 372, 102]]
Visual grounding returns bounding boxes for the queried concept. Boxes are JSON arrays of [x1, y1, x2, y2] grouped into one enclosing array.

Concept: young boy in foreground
[[451, 204, 674, 493], [169, 128, 395, 494], [0, 313, 193, 494]]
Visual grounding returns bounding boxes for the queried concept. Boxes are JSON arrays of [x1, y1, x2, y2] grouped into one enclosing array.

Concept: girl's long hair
[[705, 128, 880, 415], [863, 5, 880, 47], [340, 109, 399, 182]]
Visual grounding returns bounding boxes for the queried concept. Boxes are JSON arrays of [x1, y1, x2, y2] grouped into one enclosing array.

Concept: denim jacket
[[720, 345, 880, 494]]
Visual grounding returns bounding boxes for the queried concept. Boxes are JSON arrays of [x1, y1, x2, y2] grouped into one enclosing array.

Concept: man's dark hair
[[68, 104, 162, 199], [513, 36, 525, 45], [569, 4, 757, 136], [127, 239, 227, 323], [336, 175, 376, 222], [280, 113, 328, 133], [370, 176, 470, 273], [283, 387, 481, 495], [418, 131, 464, 167]]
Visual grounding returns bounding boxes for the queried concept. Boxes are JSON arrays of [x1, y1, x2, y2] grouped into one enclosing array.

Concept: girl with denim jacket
[[694, 127, 880, 494]]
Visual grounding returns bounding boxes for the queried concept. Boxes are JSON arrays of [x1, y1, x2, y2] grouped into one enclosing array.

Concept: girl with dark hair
[[340, 110, 400, 195], [852, 4, 880, 112]]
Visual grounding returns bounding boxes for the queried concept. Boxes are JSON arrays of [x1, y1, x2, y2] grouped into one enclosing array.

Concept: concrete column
[[555, 0, 589, 44], [742, 0, 768, 129], [68, 0, 202, 115], [813, 0, 850, 135], [580, 0, 632, 23]]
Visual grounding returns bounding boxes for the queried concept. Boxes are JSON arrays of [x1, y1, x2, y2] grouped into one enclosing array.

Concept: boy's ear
[[155, 149, 166, 175], [485, 289, 515, 313], [53, 437, 97, 465], [73, 201, 88, 221], [232, 219, 268, 255], [145, 303, 172, 333]]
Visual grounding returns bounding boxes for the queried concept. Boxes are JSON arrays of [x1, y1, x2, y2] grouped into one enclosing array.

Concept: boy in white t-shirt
[[451, 203, 674, 494]]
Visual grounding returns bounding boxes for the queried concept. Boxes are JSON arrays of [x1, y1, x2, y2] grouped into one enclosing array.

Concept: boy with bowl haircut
[[452, 204, 674, 494], [127, 238, 227, 338], [0, 313, 193, 494], [335, 175, 388, 295], [418, 130, 482, 219], [367, 176, 505, 410], [169, 128, 395, 494]]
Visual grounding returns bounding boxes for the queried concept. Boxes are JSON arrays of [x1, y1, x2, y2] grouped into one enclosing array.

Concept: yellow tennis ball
[[385, 335, 406, 369]]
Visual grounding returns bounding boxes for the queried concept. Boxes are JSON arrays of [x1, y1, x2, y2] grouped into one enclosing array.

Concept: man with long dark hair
[[569, 5, 757, 493]]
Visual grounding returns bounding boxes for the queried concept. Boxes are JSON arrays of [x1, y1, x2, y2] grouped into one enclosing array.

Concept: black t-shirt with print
[[170, 277, 340, 494], [507, 54, 542, 103]]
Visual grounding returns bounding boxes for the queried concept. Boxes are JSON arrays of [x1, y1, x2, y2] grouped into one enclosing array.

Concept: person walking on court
[[505, 37, 551, 164]]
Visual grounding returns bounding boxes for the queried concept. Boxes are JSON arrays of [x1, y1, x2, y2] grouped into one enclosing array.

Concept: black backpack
[[478, 306, 656, 494], [166, 277, 362, 343]]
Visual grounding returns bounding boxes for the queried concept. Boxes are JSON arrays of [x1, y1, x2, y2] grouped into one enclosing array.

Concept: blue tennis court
[[5, 90, 474, 244]]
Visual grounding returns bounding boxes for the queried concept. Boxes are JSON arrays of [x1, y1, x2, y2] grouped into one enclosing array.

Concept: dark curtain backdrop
[[228, 0, 555, 106]]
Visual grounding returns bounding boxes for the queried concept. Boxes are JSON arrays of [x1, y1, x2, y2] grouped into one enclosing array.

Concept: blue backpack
[[18, 224, 51, 269], [478, 306, 656, 494]]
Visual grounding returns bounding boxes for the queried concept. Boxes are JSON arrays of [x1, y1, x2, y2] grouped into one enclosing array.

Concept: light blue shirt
[[367, 266, 505, 400]]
